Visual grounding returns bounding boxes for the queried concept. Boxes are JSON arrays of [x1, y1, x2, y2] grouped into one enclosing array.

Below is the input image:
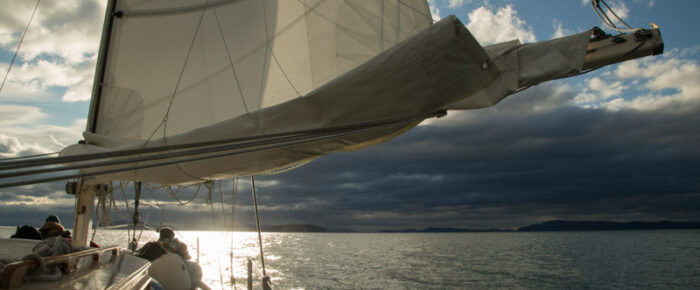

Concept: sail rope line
[[217, 180, 229, 289], [0, 112, 444, 188], [143, 0, 211, 145], [129, 182, 142, 251], [396, 0, 433, 20], [160, 0, 211, 183], [162, 182, 206, 205], [0, 0, 40, 96], [259, 159, 313, 175], [90, 183, 113, 244], [144, 183, 163, 229], [246, 0, 272, 135], [591, 0, 637, 33], [251, 175, 268, 279], [380, 0, 384, 50], [0, 109, 442, 172], [118, 181, 133, 249], [229, 177, 237, 287], [212, 8, 254, 131], [205, 180, 225, 289], [0, 151, 58, 162]]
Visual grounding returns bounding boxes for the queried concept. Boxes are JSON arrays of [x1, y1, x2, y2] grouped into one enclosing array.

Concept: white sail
[[60, 0, 663, 185], [87, 0, 431, 140]]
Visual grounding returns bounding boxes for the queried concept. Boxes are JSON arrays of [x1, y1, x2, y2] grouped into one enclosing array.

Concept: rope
[[0, 110, 443, 171], [152, 0, 210, 144], [119, 181, 132, 249], [229, 178, 237, 286], [0, 112, 441, 189], [163, 183, 205, 205], [259, 159, 313, 176], [0, 151, 58, 162], [207, 181, 226, 290], [0, 0, 40, 96], [251, 175, 267, 277], [129, 182, 142, 251], [591, 0, 638, 33]]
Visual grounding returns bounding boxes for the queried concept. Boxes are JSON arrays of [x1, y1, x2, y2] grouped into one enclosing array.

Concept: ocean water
[[3, 227, 699, 289]]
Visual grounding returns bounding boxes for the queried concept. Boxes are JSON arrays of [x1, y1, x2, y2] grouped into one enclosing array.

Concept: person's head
[[159, 227, 175, 240], [45, 214, 60, 224]]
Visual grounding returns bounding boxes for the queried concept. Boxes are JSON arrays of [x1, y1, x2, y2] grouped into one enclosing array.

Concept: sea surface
[[2, 227, 699, 289]]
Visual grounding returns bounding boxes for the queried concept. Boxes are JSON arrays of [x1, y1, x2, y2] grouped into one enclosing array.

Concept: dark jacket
[[137, 238, 191, 261]]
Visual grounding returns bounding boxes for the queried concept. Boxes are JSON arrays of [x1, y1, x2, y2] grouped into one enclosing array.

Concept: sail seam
[[397, 0, 431, 20], [269, 48, 302, 97], [145, 0, 209, 145], [213, 8, 249, 123], [118, 0, 238, 18]]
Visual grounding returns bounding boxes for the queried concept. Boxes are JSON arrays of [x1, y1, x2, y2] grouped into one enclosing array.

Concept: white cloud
[[576, 55, 700, 111], [0, 117, 85, 157], [551, 19, 574, 39], [448, 0, 465, 9], [466, 5, 536, 45], [0, 0, 104, 102], [0, 104, 45, 126], [606, 0, 630, 20], [0, 134, 51, 158], [428, 0, 442, 22], [2, 191, 73, 207]]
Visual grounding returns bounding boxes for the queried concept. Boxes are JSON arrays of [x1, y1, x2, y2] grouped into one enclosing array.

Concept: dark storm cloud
[[242, 82, 700, 230]]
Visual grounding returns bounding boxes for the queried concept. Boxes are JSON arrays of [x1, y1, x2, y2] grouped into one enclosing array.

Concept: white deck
[[0, 238, 150, 289]]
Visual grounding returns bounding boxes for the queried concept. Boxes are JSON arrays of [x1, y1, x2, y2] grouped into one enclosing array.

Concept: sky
[[1, 0, 699, 232]]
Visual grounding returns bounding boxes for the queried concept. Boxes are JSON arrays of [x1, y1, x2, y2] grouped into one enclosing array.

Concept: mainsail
[[58, 0, 663, 185]]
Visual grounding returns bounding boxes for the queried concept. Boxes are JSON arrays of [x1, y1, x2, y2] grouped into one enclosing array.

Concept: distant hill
[[263, 224, 326, 233], [381, 227, 512, 233], [516, 220, 700, 231]]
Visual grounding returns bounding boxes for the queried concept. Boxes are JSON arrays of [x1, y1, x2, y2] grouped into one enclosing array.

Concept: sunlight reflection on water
[[95, 229, 274, 290], [1, 227, 695, 289], [90, 230, 700, 289]]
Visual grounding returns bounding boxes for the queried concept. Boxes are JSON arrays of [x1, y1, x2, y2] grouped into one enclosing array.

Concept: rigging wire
[[229, 178, 237, 286], [0, 0, 40, 96], [251, 175, 267, 278], [591, 0, 637, 32], [0, 110, 443, 171], [0, 113, 439, 189], [129, 182, 142, 251], [118, 181, 133, 249], [213, 181, 226, 290], [0, 151, 59, 162]]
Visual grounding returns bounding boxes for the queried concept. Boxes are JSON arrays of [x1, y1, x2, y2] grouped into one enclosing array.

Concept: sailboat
[[0, 0, 663, 288]]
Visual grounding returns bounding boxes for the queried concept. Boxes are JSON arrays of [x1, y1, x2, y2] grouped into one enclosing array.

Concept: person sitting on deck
[[137, 227, 191, 261], [137, 227, 207, 289], [39, 214, 70, 239]]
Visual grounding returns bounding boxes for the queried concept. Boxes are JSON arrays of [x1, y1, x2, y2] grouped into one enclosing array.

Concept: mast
[[72, 0, 118, 247], [86, 0, 117, 134]]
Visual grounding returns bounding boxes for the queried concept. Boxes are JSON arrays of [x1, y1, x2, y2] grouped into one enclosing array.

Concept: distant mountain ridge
[[378, 220, 700, 233], [516, 220, 700, 231], [263, 224, 326, 232], [381, 227, 510, 233]]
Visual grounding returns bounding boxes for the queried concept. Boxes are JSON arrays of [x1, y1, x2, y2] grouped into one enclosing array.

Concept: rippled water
[[3, 227, 699, 289]]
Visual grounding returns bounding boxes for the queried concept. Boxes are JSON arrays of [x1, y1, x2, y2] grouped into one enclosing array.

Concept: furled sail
[[60, 0, 663, 185]]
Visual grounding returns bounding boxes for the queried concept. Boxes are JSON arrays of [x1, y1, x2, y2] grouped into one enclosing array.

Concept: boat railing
[[0, 246, 120, 289], [246, 257, 272, 290]]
